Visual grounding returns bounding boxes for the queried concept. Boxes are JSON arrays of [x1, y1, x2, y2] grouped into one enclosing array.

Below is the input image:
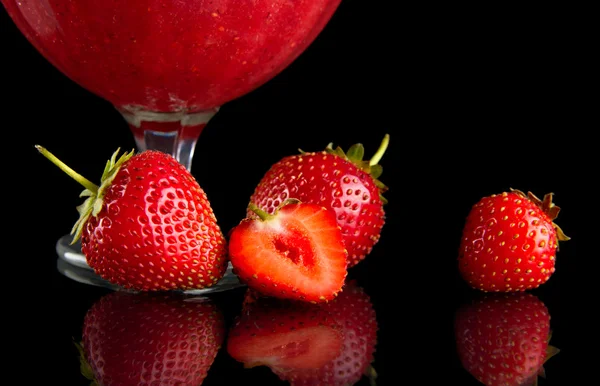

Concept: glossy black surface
[[5, 3, 579, 385]]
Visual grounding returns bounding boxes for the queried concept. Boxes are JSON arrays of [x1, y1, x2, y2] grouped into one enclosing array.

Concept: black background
[[2, 2, 580, 385]]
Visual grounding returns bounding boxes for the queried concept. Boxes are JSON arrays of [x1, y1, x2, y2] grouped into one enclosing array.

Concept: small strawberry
[[272, 280, 379, 386], [36, 146, 228, 291], [458, 189, 569, 292], [248, 135, 389, 268], [454, 292, 559, 386], [77, 291, 225, 386], [228, 200, 347, 302], [226, 293, 345, 371]]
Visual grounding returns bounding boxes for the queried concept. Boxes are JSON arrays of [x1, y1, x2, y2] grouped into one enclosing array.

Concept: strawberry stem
[[369, 134, 390, 166], [248, 203, 273, 221], [36, 145, 99, 194]]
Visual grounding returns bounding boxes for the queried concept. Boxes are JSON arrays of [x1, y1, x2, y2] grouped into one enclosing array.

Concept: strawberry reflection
[[226, 280, 378, 386], [454, 292, 559, 386], [77, 291, 225, 386]]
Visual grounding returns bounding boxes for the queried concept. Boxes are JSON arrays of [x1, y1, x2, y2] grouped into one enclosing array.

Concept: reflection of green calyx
[[316, 134, 390, 204], [35, 145, 134, 244], [366, 365, 378, 386], [531, 330, 560, 386], [74, 341, 98, 386]]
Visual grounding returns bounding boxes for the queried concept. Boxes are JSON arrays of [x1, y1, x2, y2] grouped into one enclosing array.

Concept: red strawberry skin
[[249, 150, 385, 268], [458, 190, 568, 292], [81, 150, 228, 291], [273, 281, 378, 386], [80, 291, 225, 386], [454, 292, 558, 386], [228, 202, 347, 302]]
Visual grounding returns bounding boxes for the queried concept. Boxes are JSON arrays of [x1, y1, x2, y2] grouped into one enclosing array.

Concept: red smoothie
[[2, 0, 341, 113]]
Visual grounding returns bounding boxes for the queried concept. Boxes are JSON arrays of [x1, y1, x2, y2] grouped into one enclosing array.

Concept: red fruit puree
[[2, 0, 341, 114]]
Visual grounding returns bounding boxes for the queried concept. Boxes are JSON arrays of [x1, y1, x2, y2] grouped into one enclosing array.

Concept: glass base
[[56, 234, 244, 294]]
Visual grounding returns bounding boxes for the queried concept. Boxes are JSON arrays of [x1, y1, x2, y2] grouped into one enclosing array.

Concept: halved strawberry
[[228, 201, 347, 302], [248, 135, 389, 268], [226, 294, 343, 370]]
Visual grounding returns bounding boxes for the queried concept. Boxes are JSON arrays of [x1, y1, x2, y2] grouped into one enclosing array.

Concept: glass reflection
[[226, 280, 378, 385], [454, 292, 559, 386], [76, 291, 225, 385]]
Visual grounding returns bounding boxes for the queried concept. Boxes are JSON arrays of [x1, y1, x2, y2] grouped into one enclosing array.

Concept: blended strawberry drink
[[2, 0, 342, 168]]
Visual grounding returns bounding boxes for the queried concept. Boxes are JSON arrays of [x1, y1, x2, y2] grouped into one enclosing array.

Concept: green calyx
[[510, 188, 570, 242], [36, 145, 135, 244], [248, 198, 301, 220], [302, 134, 390, 204]]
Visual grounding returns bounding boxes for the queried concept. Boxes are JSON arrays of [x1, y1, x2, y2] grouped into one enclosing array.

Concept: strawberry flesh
[[249, 150, 386, 268], [228, 203, 347, 302]]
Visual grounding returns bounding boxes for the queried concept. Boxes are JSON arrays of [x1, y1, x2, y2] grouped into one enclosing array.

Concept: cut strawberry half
[[228, 201, 348, 302]]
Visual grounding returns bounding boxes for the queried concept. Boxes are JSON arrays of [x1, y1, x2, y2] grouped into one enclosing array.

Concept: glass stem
[[118, 107, 219, 171]]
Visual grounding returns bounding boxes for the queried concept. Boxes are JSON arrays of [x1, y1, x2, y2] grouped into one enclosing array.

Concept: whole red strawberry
[[458, 189, 569, 292], [228, 200, 347, 302], [37, 146, 228, 291], [454, 292, 559, 386], [248, 135, 389, 268], [77, 291, 225, 386]]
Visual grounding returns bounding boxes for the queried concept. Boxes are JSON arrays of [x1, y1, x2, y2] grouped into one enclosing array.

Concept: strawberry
[[248, 135, 389, 268], [36, 146, 228, 291], [226, 292, 345, 371], [228, 200, 347, 302], [77, 291, 225, 386], [454, 292, 559, 386], [271, 281, 379, 386], [458, 189, 570, 292]]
